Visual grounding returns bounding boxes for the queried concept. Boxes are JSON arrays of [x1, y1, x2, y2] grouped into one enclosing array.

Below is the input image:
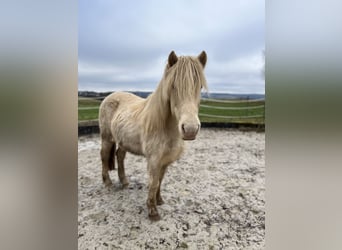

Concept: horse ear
[[198, 51, 207, 68], [168, 51, 178, 67]]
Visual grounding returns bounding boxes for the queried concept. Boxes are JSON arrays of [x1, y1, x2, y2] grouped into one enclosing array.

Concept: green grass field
[[78, 97, 101, 121], [78, 97, 265, 124]]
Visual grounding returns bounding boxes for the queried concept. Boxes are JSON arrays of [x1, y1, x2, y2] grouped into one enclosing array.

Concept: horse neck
[[142, 81, 177, 133]]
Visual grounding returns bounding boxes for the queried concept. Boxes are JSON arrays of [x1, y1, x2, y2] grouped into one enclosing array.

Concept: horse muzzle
[[181, 123, 200, 140]]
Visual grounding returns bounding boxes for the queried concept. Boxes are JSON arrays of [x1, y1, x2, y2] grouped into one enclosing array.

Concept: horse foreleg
[[156, 165, 168, 205], [146, 162, 161, 220], [116, 147, 129, 188], [101, 140, 115, 187]]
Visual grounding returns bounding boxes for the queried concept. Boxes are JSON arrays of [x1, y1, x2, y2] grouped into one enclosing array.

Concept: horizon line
[[78, 89, 265, 95]]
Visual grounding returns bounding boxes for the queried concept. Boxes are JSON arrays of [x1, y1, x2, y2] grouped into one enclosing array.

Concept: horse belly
[[111, 120, 144, 156], [119, 135, 143, 155]]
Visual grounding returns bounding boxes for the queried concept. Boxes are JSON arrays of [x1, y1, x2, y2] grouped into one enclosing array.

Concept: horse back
[[106, 91, 145, 104], [99, 92, 143, 132]]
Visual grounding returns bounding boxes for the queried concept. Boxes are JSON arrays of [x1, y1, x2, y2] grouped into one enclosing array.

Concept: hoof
[[148, 206, 160, 221], [120, 177, 129, 188], [121, 178, 129, 188], [121, 182, 129, 189], [157, 198, 164, 205], [148, 213, 161, 221], [104, 180, 113, 188]]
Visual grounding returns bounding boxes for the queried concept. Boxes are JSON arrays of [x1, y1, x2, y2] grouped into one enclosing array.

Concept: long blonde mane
[[141, 56, 207, 133]]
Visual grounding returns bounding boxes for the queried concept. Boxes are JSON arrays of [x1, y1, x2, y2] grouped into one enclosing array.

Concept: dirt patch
[[78, 128, 265, 249]]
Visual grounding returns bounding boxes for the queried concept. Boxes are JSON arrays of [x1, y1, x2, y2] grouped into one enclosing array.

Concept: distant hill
[[78, 91, 112, 98], [202, 93, 264, 100], [78, 91, 264, 100]]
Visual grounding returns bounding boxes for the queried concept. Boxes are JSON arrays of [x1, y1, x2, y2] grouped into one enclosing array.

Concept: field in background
[[78, 97, 101, 121], [78, 97, 265, 124]]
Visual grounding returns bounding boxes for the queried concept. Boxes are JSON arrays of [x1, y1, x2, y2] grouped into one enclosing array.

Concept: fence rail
[[200, 104, 265, 110], [78, 97, 265, 123], [201, 98, 265, 103], [78, 106, 99, 110], [199, 113, 264, 119]]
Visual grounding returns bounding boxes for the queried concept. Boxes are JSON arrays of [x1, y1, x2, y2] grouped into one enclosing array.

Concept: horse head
[[166, 51, 207, 140]]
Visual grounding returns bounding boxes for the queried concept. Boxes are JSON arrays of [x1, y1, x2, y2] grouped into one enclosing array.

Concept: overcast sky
[[79, 0, 264, 93]]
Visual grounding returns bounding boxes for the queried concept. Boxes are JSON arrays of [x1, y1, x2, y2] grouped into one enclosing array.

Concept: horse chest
[[146, 139, 183, 165]]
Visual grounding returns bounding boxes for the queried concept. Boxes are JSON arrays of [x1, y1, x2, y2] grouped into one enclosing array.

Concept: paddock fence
[[198, 98, 265, 123], [78, 97, 265, 135]]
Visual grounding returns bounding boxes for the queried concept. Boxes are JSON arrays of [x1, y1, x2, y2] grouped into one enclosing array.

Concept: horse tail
[[108, 142, 116, 170]]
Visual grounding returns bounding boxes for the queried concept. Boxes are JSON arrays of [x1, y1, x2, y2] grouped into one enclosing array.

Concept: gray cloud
[[79, 0, 265, 93]]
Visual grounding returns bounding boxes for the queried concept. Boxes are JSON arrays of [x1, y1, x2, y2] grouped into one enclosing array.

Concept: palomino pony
[[99, 51, 207, 220]]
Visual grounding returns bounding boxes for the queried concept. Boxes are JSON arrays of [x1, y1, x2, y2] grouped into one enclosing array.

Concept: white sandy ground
[[78, 129, 265, 250]]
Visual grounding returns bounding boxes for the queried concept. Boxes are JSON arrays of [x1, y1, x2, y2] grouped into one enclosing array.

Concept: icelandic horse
[[99, 51, 207, 220]]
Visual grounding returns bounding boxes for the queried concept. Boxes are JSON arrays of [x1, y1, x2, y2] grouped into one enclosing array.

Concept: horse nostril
[[181, 124, 185, 133]]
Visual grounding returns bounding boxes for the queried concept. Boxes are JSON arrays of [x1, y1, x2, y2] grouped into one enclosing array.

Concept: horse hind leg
[[116, 147, 129, 188], [101, 140, 116, 187], [108, 143, 115, 170]]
